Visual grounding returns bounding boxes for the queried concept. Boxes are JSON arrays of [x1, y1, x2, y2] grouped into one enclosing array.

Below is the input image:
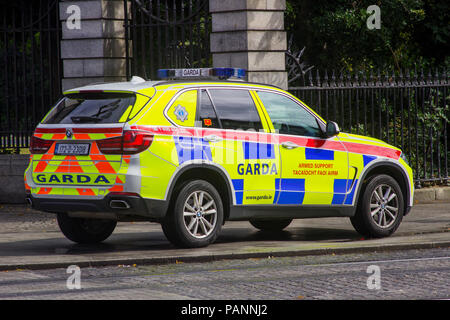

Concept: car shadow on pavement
[[217, 226, 361, 244], [0, 226, 361, 257]]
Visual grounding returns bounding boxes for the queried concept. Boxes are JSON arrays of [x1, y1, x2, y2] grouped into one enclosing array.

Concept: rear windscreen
[[42, 92, 136, 124]]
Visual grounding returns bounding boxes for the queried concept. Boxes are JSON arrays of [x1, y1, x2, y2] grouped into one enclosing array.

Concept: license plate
[[55, 143, 90, 155]]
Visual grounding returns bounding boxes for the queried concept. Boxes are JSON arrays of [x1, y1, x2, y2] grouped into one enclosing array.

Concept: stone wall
[[210, 0, 288, 89], [59, 0, 129, 91], [0, 155, 29, 204]]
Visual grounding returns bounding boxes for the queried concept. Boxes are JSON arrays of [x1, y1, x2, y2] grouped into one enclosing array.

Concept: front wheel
[[162, 180, 224, 248], [350, 174, 404, 238], [57, 213, 117, 244]]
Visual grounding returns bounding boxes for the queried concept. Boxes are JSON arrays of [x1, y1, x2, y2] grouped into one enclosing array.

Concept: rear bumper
[[27, 194, 168, 221]]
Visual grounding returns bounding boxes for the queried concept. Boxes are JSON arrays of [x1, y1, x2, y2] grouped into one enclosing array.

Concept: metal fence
[[124, 0, 211, 80], [289, 69, 449, 186], [0, 0, 62, 153], [0, 1, 447, 188]]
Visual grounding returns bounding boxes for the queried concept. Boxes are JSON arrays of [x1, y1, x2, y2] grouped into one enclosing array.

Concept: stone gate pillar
[[210, 0, 288, 89], [59, 0, 129, 91]]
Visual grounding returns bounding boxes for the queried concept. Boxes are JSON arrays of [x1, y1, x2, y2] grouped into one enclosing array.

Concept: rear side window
[[167, 90, 197, 127], [208, 89, 262, 131], [42, 92, 136, 124]]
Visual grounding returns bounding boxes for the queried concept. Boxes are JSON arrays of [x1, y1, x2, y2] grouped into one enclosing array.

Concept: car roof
[[63, 79, 163, 94], [63, 78, 281, 94]]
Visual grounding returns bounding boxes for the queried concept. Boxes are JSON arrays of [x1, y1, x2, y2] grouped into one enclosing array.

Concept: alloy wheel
[[369, 184, 399, 229], [183, 190, 218, 239]]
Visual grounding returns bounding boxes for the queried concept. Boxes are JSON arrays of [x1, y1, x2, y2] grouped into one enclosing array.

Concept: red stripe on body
[[35, 127, 122, 134], [37, 187, 52, 195], [51, 134, 66, 140], [342, 142, 401, 160], [69, 162, 83, 173], [34, 128, 65, 134], [108, 185, 124, 192], [134, 126, 346, 152], [73, 127, 123, 133], [94, 161, 116, 174], [90, 142, 100, 154], [127, 125, 402, 160], [76, 188, 96, 196], [55, 161, 71, 173], [73, 134, 90, 140]]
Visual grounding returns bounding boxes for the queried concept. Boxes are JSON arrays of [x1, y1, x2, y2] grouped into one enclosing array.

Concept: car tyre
[[249, 219, 292, 231], [57, 213, 117, 244], [162, 180, 224, 248], [350, 174, 404, 238]]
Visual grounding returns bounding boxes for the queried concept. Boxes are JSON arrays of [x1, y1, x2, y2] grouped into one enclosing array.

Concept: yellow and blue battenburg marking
[[232, 179, 244, 205], [363, 155, 377, 166], [332, 179, 358, 205], [304, 148, 334, 160], [243, 141, 275, 160], [275, 178, 306, 205], [174, 136, 213, 164], [166, 132, 385, 206]]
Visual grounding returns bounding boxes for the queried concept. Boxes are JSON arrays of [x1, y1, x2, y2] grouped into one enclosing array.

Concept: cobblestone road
[[0, 248, 448, 300]]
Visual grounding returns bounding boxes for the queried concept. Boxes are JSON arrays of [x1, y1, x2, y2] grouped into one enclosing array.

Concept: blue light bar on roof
[[157, 68, 246, 80]]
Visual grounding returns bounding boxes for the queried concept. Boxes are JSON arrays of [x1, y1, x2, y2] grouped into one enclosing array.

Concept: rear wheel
[[350, 174, 404, 238], [250, 219, 292, 231], [162, 180, 224, 248], [57, 213, 117, 244]]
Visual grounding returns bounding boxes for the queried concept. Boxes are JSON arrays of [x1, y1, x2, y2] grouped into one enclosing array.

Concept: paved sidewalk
[[0, 201, 448, 270]]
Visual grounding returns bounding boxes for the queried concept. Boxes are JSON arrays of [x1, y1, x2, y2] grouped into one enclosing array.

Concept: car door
[[254, 90, 349, 206], [200, 88, 281, 206]]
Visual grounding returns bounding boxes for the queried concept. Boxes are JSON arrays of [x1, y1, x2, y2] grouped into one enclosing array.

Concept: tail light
[[97, 130, 153, 155], [30, 136, 53, 154]]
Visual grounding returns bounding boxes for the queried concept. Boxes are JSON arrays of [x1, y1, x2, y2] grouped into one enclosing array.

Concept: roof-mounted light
[[157, 68, 246, 81]]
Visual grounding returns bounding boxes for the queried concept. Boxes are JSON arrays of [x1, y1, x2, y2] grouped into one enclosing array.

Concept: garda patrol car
[[25, 68, 414, 248]]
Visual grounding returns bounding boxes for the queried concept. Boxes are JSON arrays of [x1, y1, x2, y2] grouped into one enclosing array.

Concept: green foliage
[[347, 88, 448, 181], [286, 0, 449, 72], [0, 148, 16, 155]]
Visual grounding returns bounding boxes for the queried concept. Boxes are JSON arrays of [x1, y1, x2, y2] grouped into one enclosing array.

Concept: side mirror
[[325, 121, 340, 138]]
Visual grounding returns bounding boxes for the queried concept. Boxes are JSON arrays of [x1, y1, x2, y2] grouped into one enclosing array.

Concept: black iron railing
[[289, 69, 449, 186], [124, 0, 211, 81], [0, 0, 62, 154]]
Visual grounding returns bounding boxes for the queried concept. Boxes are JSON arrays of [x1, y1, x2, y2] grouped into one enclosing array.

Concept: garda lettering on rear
[[35, 174, 110, 184]]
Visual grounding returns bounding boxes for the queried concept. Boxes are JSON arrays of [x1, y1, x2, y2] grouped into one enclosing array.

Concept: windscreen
[[42, 92, 136, 124]]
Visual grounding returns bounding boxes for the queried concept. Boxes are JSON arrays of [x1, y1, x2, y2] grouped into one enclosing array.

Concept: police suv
[[25, 68, 414, 248]]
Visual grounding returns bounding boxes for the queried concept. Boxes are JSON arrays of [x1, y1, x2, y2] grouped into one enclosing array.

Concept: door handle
[[281, 141, 300, 149], [203, 135, 222, 143]]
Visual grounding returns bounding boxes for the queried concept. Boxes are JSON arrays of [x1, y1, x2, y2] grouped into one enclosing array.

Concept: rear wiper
[[71, 116, 102, 123]]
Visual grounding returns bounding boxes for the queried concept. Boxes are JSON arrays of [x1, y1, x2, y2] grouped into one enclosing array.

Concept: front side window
[[256, 91, 323, 137], [42, 92, 137, 124], [208, 89, 263, 131]]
